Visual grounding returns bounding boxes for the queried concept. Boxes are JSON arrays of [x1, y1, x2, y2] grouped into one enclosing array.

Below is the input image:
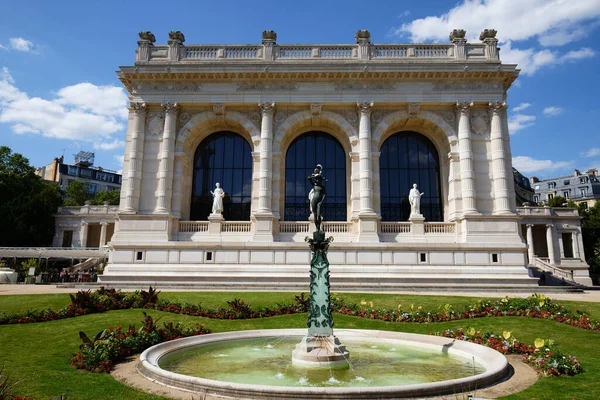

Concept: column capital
[[162, 102, 179, 114], [489, 101, 507, 113], [258, 101, 276, 114], [526, 223, 535, 228], [80, 221, 88, 226], [356, 101, 374, 114], [128, 102, 147, 114], [455, 101, 473, 113], [546, 223, 555, 228]]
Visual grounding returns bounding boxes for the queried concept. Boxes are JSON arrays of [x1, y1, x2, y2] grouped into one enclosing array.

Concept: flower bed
[[71, 312, 210, 373], [2, 288, 600, 335], [433, 328, 583, 377]]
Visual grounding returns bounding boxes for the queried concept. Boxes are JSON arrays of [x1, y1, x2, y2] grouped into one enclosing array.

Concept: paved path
[[1, 284, 600, 302]]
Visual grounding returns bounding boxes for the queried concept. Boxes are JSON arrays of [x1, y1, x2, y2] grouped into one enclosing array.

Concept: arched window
[[380, 131, 443, 221], [285, 131, 346, 221], [191, 131, 252, 221]]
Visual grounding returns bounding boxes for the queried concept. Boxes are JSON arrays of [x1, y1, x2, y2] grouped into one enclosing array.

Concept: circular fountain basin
[[138, 329, 510, 399]]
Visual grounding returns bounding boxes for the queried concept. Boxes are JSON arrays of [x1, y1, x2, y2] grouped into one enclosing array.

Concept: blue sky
[[1, 0, 599, 178]]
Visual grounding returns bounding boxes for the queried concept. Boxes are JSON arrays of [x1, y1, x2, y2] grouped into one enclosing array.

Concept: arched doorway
[[380, 131, 443, 221], [190, 131, 252, 220], [284, 131, 346, 221]]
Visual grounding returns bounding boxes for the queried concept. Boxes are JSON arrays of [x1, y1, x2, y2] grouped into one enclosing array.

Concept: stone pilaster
[[526, 224, 535, 264], [456, 101, 478, 214], [121, 102, 147, 213], [501, 106, 517, 211], [447, 150, 460, 220], [154, 102, 179, 214], [167, 31, 185, 62], [489, 101, 511, 214], [99, 222, 108, 247], [356, 101, 379, 242], [546, 224, 557, 265], [80, 222, 88, 248], [262, 30, 277, 61], [355, 30, 371, 60], [253, 102, 276, 242], [136, 32, 155, 63], [480, 29, 499, 61]]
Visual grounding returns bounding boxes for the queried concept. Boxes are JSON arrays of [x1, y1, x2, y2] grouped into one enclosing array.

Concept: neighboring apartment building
[[36, 151, 122, 196], [513, 167, 534, 206], [531, 169, 600, 208]]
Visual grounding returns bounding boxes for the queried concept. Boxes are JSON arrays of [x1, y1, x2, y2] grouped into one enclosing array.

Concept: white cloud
[[392, 0, 600, 75], [582, 148, 600, 158], [394, 0, 600, 45], [398, 10, 411, 18], [0, 44, 7, 51], [562, 47, 596, 62], [113, 154, 124, 175], [512, 102, 531, 112], [543, 106, 564, 116], [94, 139, 125, 150], [513, 156, 573, 174], [9, 37, 36, 53], [508, 114, 536, 134], [0, 67, 128, 144]]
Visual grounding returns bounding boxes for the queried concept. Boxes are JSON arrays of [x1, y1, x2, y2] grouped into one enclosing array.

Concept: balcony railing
[[380, 222, 411, 234], [424, 222, 456, 234], [179, 221, 209, 233], [221, 221, 252, 233]]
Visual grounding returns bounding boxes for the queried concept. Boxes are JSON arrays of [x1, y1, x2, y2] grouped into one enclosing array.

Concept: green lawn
[[0, 292, 599, 399]]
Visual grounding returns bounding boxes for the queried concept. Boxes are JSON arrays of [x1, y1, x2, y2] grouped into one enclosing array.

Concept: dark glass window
[[380, 131, 443, 221], [284, 131, 347, 221], [191, 131, 252, 221]]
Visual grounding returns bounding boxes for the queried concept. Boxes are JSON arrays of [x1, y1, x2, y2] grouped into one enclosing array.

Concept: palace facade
[[100, 29, 593, 288]]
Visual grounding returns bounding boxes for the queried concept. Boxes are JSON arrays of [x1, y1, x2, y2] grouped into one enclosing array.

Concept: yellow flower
[[397, 304, 402, 311], [502, 331, 512, 340], [360, 300, 367, 306], [369, 301, 374, 309], [501, 296, 509, 303], [534, 338, 545, 348], [410, 304, 415, 311], [467, 327, 476, 336]]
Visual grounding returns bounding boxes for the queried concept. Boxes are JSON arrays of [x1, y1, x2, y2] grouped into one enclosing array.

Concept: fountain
[[135, 164, 512, 399]]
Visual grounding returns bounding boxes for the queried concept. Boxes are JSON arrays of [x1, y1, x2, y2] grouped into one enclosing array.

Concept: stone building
[[99, 29, 593, 288], [53, 204, 118, 248], [513, 167, 534, 206], [36, 152, 122, 196], [531, 169, 600, 208]]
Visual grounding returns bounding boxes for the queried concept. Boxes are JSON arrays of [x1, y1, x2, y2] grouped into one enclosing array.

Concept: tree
[[580, 202, 600, 282], [548, 195, 567, 208], [63, 180, 87, 206], [90, 189, 120, 205], [0, 146, 62, 246]]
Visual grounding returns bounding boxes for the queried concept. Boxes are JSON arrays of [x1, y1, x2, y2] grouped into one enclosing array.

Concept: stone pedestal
[[291, 335, 350, 369], [252, 213, 275, 242], [0, 268, 18, 284], [357, 213, 380, 242], [208, 213, 224, 235], [410, 214, 425, 235]]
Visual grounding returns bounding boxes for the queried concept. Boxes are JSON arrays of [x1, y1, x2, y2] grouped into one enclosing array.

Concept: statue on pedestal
[[210, 183, 225, 215], [409, 183, 424, 218], [307, 164, 327, 233]]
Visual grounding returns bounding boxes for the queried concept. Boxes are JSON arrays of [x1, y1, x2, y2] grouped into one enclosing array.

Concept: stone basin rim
[[138, 328, 510, 399]]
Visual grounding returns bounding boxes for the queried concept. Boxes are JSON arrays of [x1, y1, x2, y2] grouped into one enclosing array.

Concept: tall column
[[257, 102, 275, 213], [155, 102, 179, 214], [447, 151, 460, 220], [121, 102, 147, 213], [546, 224, 556, 265], [357, 101, 375, 213], [99, 222, 107, 247], [80, 222, 88, 248], [489, 101, 511, 214], [456, 102, 478, 214], [356, 101, 379, 242], [252, 102, 276, 242], [501, 106, 517, 211], [526, 224, 535, 264]]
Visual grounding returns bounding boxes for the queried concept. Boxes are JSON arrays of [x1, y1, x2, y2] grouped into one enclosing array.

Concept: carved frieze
[[237, 82, 297, 92], [335, 82, 395, 92], [434, 110, 456, 124], [433, 81, 503, 92], [132, 81, 201, 93], [146, 112, 164, 137], [340, 109, 359, 128]]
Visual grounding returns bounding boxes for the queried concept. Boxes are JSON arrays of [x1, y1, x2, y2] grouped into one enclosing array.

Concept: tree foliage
[[63, 180, 87, 206], [548, 195, 567, 208], [579, 202, 600, 278], [0, 146, 62, 246], [90, 189, 120, 205]]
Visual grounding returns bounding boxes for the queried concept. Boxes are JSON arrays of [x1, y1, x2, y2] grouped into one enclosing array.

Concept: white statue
[[408, 183, 424, 217], [210, 183, 225, 214]]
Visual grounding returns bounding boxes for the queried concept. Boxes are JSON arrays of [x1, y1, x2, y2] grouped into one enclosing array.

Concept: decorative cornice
[[433, 81, 503, 92], [335, 81, 395, 92], [237, 82, 297, 92]]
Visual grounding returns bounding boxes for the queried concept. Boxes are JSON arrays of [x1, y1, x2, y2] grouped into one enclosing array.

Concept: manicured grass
[[0, 293, 71, 314], [0, 293, 599, 399]]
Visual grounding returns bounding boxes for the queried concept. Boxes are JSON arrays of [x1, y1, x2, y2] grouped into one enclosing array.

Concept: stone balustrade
[[56, 204, 119, 215], [179, 221, 209, 233], [424, 222, 456, 234], [221, 221, 252, 233], [516, 206, 580, 218], [380, 222, 411, 234], [135, 29, 500, 65]]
